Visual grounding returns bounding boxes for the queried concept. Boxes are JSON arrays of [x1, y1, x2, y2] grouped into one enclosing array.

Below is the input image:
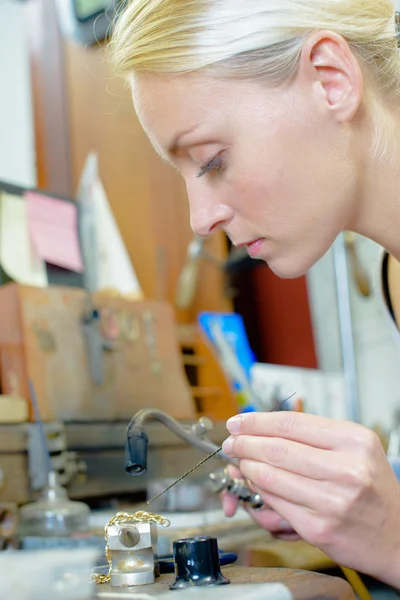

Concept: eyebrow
[[167, 123, 201, 155]]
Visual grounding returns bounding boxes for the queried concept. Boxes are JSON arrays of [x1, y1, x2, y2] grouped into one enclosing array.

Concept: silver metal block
[[108, 523, 153, 551], [107, 522, 157, 587], [110, 550, 155, 587]]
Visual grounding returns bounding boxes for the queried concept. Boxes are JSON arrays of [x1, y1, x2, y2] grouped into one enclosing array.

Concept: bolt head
[[118, 527, 141, 548]]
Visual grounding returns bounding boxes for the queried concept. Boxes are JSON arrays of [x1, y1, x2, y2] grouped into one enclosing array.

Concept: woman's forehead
[[131, 72, 235, 153], [131, 72, 283, 152]]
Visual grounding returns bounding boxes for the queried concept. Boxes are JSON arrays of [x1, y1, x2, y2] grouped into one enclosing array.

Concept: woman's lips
[[245, 238, 264, 258]]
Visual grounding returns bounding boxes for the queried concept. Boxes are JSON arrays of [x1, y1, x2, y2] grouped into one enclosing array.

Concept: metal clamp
[[107, 521, 158, 587], [208, 467, 264, 510]]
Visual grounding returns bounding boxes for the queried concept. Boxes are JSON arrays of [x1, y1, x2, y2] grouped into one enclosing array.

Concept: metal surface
[[208, 467, 264, 509], [107, 521, 157, 587], [0, 503, 18, 550], [118, 528, 141, 548], [27, 421, 86, 490], [332, 234, 360, 422], [127, 410, 232, 463], [126, 409, 263, 508]]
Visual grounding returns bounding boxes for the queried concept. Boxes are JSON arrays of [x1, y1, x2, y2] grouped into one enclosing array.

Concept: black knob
[[169, 536, 230, 590], [125, 429, 148, 475]]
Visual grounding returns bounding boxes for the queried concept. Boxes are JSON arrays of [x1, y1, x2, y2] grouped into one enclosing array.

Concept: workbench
[[247, 538, 336, 570], [95, 566, 355, 599]]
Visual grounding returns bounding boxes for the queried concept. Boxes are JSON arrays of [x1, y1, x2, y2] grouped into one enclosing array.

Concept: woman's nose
[[188, 190, 234, 237]]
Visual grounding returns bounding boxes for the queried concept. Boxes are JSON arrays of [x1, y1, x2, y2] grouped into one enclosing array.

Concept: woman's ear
[[298, 30, 363, 122]]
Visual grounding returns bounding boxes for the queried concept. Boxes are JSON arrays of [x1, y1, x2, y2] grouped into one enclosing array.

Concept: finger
[[222, 481, 300, 536], [221, 464, 268, 515], [222, 435, 341, 480], [221, 490, 239, 517], [220, 465, 242, 517], [271, 532, 301, 541], [224, 463, 270, 500], [257, 492, 315, 543], [244, 505, 295, 533], [239, 459, 325, 510], [255, 490, 315, 539], [226, 464, 243, 479], [226, 411, 366, 450]]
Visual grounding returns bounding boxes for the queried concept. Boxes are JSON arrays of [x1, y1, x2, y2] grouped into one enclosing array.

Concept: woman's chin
[[266, 256, 310, 279]]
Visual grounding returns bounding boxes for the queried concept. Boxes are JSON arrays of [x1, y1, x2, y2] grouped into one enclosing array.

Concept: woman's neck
[[350, 105, 400, 261]]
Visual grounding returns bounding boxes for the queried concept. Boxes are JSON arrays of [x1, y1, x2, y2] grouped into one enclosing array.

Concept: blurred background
[[0, 1, 399, 598]]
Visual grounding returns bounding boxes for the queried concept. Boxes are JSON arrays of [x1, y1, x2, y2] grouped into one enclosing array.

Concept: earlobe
[[300, 31, 363, 122]]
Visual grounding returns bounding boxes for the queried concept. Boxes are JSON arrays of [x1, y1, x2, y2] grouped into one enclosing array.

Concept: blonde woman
[[111, 1, 400, 587]]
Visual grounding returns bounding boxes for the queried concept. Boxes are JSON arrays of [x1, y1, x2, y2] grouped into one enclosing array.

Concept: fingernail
[[226, 415, 243, 434], [222, 436, 234, 454], [278, 520, 292, 531]]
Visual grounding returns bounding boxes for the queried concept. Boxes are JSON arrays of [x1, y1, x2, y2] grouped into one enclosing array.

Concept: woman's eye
[[196, 154, 223, 178]]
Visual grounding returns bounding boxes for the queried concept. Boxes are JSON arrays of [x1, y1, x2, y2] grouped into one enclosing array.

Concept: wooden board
[[247, 538, 336, 571], [96, 566, 355, 600], [0, 284, 196, 422]]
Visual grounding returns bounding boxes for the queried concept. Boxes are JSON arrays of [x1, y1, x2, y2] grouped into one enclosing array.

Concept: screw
[[118, 527, 140, 548]]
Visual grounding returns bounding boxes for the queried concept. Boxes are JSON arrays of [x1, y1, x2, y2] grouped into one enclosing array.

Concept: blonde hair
[[111, 1, 399, 90], [110, 0, 400, 160]]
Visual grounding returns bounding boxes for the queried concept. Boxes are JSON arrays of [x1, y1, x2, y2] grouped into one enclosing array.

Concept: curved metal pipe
[[125, 409, 237, 476]]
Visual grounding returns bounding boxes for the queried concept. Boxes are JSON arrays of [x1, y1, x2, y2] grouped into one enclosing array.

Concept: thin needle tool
[[146, 393, 296, 507]]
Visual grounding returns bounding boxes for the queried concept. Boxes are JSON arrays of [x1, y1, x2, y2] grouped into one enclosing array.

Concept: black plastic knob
[[169, 536, 230, 590], [125, 429, 148, 475]]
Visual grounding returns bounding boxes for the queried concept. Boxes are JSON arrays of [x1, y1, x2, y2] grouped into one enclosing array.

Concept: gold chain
[[90, 510, 170, 585]]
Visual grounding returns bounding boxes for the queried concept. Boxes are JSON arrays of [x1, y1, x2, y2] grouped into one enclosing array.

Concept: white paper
[[77, 153, 143, 297], [0, 192, 48, 287]]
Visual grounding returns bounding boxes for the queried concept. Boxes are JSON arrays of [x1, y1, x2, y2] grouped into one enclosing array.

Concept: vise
[[107, 520, 158, 586]]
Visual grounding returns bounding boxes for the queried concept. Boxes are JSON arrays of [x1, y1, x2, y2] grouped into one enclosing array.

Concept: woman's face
[[132, 69, 359, 278]]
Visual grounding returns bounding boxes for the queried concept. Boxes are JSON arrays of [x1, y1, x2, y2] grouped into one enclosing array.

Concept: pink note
[[25, 192, 83, 273]]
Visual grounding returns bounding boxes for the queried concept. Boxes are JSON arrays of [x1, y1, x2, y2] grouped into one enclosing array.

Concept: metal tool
[[208, 467, 264, 509], [146, 448, 223, 506], [91, 511, 170, 588], [124, 409, 264, 510], [81, 295, 105, 386], [125, 397, 294, 510], [28, 381, 86, 490], [125, 410, 229, 476], [107, 521, 158, 586]]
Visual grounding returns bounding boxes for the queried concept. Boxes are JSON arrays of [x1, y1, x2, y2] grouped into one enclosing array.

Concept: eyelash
[[196, 154, 224, 178]]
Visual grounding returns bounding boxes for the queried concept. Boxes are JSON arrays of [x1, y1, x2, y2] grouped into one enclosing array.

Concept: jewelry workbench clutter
[[0, 166, 372, 600], [0, 400, 356, 599], [0, 278, 354, 598]]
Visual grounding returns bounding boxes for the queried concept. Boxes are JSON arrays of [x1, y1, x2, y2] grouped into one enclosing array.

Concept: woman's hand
[[221, 464, 301, 540], [221, 411, 400, 588]]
